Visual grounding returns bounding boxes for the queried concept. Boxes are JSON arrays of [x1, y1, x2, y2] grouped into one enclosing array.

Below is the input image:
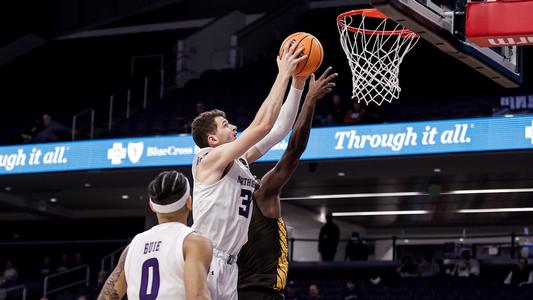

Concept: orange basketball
[[279, 32, 324, 77]]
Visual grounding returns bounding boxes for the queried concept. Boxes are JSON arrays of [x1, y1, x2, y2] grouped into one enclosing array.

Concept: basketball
[[279, 32, 324, 77]]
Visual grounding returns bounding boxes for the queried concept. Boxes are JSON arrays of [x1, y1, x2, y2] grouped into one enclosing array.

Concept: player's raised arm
[[245, 74, 307, 164], [199, 42, 306, 174], [256, 68, 337, 218], [183, 233, 213, 300], [97, 246, 129, 300]]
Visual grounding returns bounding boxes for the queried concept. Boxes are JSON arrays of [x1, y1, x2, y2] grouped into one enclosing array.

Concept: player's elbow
[[253, 123, 273, 138]]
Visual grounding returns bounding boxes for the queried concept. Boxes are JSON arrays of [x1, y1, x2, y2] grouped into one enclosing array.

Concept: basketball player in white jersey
[[97, 171, 212, 300], [190, 41, 307, 300]]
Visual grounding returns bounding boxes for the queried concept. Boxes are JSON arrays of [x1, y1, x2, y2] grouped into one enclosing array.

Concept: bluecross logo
[[107, 143, 127, 165]]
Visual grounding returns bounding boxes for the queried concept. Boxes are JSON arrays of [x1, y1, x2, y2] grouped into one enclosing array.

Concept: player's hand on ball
[[277, 40, 307, 77], [292, 74, 310, 89], [308, 67, 337, 101]]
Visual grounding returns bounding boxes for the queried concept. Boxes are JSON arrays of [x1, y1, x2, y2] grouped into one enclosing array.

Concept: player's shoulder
[[193, 147, 213, 164], [192, 147, 214, 176], [184, 232, 213, 252]]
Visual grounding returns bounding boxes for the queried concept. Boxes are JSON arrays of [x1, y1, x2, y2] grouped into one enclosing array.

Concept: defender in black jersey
[[237, 68, 337, 300]]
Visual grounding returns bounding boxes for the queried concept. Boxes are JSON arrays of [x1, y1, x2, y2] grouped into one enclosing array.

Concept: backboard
[[369, 0, 524, 88]]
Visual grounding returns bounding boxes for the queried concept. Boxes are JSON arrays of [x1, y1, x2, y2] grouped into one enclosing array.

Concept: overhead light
[[444, 188, 533, 195], [404, 239, 409, 243], [337, 172, 345, 177], [433, 168, 441, 173], [459, 238, 464, 242], [282, 188, 533, 202], [282, 192, 426, 200], [504, 114, 514, 118], [332, 210, 429, 217], [84, 183, 91, 188], [50, 198, 57, 203], [458, 207, 533, 213], [4, 187, 11, 191], [121, 195, 129, 199]]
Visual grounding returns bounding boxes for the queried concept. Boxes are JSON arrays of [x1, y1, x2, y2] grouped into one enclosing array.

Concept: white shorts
[[208, 249, 239, 300]]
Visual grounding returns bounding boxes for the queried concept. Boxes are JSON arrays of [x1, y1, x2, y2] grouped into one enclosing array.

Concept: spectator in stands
[[20, 118, 42, 143], [1, 260, 18, 285], [195, 102, 206, 116], [397, 256, 420, 278], [418, 251, 440, 277], [345, 232, 368, 261], [322, 93, 348, 125], [40, 256, 53, 277], [342, 278, 359, 300], [34, 114, 71, 143], [451, 250, 480, 277], [73, 253, 83, 268], [285, 281, 301, 300], [307, 283, 324, 300], [318, 213, 340, 261], [343, 101, 367, 124], [77, 295, 88, 300], [186, 102, 207, 132], [504, 257, 533, 287], [56, 253, 70, 272], [371, 256, 419, 286]]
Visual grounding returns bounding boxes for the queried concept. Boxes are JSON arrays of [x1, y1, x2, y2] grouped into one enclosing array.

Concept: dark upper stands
[[1, 6, 530, 146]]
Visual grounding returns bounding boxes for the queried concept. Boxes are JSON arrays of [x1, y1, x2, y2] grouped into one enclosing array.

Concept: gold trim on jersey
[[274, 218, 289, 291]]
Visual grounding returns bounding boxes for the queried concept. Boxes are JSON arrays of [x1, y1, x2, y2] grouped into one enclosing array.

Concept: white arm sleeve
[[254, 86, 304, 154]]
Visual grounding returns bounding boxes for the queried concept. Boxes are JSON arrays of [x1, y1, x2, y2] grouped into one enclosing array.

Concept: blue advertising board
[[1, 115, 533, 175]]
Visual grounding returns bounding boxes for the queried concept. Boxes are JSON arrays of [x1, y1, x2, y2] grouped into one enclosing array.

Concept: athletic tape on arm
[[255, 86, 304, 154]]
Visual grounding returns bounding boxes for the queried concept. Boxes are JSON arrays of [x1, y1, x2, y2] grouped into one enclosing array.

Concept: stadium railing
[[43, 264, 90, 298]]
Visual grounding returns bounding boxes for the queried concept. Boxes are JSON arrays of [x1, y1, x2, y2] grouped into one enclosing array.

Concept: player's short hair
[[191, 109, 226, 148], [147, 171, 189, 205]]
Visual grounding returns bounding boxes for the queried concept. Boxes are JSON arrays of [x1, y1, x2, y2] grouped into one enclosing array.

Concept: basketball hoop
[[337, 9, 419, 106]]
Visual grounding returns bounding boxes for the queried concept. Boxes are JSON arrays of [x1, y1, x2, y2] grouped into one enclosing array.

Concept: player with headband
[[98, 171, 213, 300]]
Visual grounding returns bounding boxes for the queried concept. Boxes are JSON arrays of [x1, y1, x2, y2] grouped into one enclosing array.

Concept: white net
[[337, 10, 419, 106]]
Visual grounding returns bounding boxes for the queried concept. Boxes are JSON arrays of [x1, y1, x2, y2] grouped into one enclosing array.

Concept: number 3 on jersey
[[239, 189, 252, 218], [140, 258, 160, 300]]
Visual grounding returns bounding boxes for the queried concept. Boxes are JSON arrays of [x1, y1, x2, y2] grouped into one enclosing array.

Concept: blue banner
[[1, 115, 533, 175]]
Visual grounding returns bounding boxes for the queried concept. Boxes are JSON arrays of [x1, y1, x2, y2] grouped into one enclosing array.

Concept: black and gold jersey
[[237, 203, 288, 291]]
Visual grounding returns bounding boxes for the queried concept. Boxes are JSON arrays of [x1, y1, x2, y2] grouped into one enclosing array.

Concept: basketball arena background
[[1, 0, 533, 299]]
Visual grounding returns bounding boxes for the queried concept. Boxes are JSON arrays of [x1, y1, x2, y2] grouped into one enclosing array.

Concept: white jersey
[[125, 222, 194, 300], [192, 147, 256, 257]]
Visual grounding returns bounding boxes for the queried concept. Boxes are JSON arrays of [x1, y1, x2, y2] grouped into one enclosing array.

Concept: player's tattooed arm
[[97, 246, 129, 300]]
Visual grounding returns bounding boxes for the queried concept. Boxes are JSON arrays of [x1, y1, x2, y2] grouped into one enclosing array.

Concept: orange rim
[[337, 9, 418, 38]]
